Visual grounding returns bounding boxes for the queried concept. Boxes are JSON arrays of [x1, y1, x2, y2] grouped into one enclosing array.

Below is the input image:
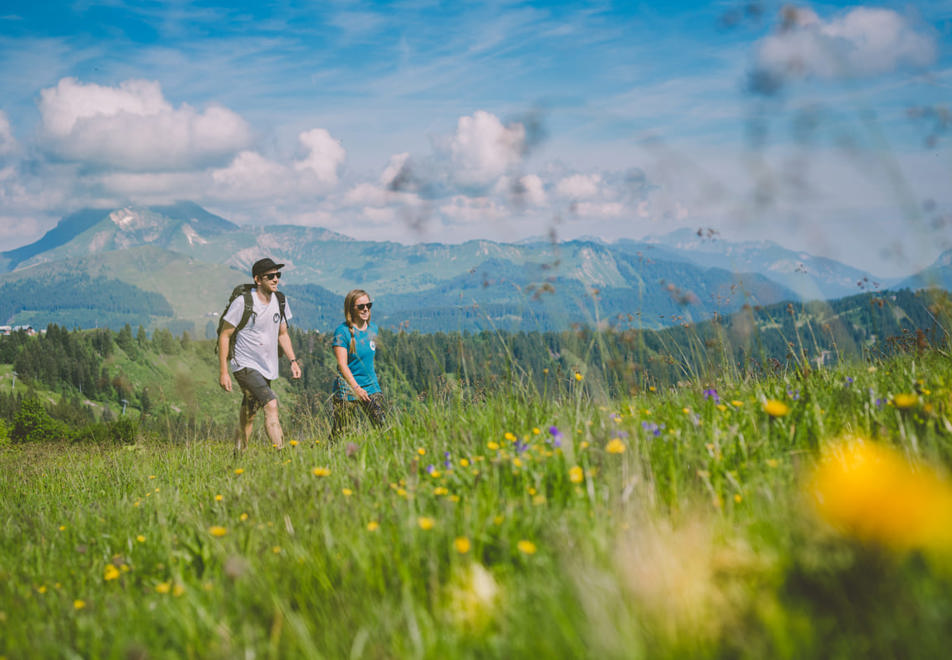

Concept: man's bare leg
[[263, 399, 284, 449], [235, 405, 255, 453]]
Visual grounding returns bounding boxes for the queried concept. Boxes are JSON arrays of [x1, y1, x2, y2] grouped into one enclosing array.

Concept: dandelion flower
[[606, 439, 626, 454], [418, 517, 435, 531], [208, 526, 228, 537], [341, 488, 353, 497], [155, 582, 171, 594], [487, 441, 500, 451], [893, 393, 918, 409], [289, 440, 299, 447], [239, 512, 249, 521], [136, 535, 146, 543], [173, 584, 186, 597], [103, 564, 120, 581], [517, 540, 537, 555], [504, 432, 517, 442], [234, 468, 244, 475], [312, 467, 331, 477], [417, 448, 426, 456], [455, 537, 471, 554], [73, 599, 86, 610], [59, 525, 66, 531], [808, 439, 952, 552], [460, 458, 470, 467], [569, 466, 584, 484], [763, 400, 790, 417], [215, 494, 223, 502], [366, 521, 380, 532], [574, 372, 583, 381]]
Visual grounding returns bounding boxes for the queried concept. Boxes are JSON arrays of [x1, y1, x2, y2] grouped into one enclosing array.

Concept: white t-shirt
[[223, 288, 293, 380]]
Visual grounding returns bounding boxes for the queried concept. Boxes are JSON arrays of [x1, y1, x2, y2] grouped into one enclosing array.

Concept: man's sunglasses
[[261, 272, 282, 281], [354, 302, 373, 311]]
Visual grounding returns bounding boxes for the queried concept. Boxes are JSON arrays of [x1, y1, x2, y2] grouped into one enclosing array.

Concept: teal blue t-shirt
[[333, 322, 381, 400]]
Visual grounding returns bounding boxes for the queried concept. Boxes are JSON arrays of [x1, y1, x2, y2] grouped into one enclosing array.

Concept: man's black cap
[[252, 257, 285, 278]]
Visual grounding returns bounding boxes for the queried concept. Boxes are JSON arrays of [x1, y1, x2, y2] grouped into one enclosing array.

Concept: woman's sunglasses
[[261, 272, 282, 280], [354, 302, 373, 311]]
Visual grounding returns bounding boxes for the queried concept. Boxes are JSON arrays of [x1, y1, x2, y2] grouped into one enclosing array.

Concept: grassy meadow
[[2, 339, 952, 658]]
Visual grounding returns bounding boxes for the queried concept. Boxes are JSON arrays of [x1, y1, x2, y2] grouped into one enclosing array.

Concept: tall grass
[[2, 338, 951, 658]]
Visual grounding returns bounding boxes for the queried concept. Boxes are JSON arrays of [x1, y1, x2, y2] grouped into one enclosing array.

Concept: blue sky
[[0, 0, 949, 276]]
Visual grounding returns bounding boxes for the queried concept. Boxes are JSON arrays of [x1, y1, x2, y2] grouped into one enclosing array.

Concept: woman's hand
[[354, 386, 371, 402]]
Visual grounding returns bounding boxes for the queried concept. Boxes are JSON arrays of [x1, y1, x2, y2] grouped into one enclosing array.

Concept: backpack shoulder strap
[[275, 291, 287, 326], [234, 286, 256, 333]]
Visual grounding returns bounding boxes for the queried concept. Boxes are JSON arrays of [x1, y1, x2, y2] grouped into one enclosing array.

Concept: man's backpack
[[216, 284, 287, 360]]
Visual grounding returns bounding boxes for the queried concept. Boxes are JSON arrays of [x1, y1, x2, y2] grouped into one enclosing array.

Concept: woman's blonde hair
[[343, 289, 370, 354]]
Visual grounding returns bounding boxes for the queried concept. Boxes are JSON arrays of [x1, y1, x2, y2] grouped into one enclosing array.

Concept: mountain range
[[1, 201, 948, 335]]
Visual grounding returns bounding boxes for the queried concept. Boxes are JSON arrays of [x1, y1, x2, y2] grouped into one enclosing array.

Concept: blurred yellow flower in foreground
[[445, 563, 499, 632], [606, 438, 626, 454], [73, 599, 86, 610], [763, 400, 790, 417], [155, 582, 171, 594], [807, 439, 952, 552], [454, 537, 471, 554], [103, 564, 120, 581], [208, 526, 228, 537], [892, 393, 918, 409], [366, 521, 380, 532], [312, 467, 331, 477]]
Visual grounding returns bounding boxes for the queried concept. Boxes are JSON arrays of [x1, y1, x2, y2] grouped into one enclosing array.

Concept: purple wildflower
[[703, 388, 720, 403], [444, 451, 452, 469]]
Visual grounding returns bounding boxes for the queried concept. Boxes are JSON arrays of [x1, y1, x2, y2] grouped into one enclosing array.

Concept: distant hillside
[[897, 249, 952, 292], [1, 201, 946, 335]]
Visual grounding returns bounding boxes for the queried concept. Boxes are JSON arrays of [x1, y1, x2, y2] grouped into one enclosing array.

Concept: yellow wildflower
[[417, 448, 426, 455], [73, 599, 86, 610], [487, 441, 500, 450], [155, 582, 171, 594], [893, 393, 918, 409], [234, 468, 244, 475], [103, 565, 120, 581], [341, 488, 353, 496], [208, 526, 228, 537], [606, 438, 626, 454], [289, 440, 299, 447], [366, 521, 380, 532], [215, 494, 223, 502], [312, 467, 331, 477], [504, 432, 517, 442], [173, 584, 185, 597], [808, 439, 952, 552], [517, 540, 537, 555], [418, 517, 435, 531], [136, 535, 146, 543], [460, 458, 470, 467], [454, 537, 471, 554], [763, 400, 790, 417], [569, 466, 584, 483]]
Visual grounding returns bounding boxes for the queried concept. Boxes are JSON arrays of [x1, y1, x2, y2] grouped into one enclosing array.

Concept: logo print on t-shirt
[[273, 312, 280, 323], [369, 340, 376, 351]]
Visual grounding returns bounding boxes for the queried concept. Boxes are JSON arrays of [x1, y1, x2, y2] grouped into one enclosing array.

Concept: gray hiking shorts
[[233, 367, 276, 417]]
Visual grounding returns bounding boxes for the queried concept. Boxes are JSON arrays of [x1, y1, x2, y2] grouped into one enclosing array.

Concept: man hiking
[[218, 257, 302, 451]]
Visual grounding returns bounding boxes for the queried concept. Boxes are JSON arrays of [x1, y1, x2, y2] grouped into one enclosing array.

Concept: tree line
[[0, 288, 948, 444]]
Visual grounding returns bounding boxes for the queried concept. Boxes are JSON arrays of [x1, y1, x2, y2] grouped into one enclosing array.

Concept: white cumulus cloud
[[450, 110, 526, 188], [294, 128, 346, 185], [555, 173, 602, 200], [756, 6, 937, 80], [38, 78, 252, 171], [0, 112, 17, 157]]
